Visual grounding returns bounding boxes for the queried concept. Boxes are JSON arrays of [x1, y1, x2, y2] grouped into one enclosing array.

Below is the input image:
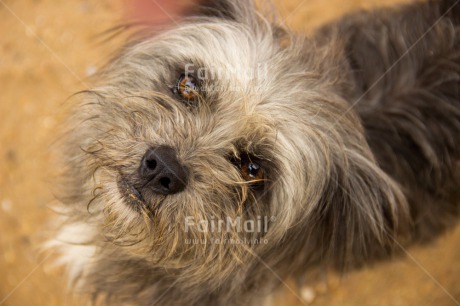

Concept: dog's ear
[[124, 0, 255, 26], [193, 0, 256, 23], [316, 146, 411, 270]]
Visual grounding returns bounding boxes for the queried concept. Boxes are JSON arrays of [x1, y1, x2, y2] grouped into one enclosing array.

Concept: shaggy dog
[[49, 0, 460, 305]]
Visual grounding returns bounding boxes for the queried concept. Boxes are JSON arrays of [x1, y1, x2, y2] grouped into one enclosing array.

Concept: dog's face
[[62, 0, 408, 290]]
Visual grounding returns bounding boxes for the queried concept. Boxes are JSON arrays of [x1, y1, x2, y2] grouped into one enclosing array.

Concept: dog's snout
[[139, 146, 188, 195]]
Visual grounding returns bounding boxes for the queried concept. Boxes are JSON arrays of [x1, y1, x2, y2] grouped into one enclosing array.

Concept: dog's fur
[[49, 0, 460, 305]]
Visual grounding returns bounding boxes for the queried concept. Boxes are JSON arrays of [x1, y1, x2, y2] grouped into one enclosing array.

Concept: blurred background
[[0, 0, 459, 305]]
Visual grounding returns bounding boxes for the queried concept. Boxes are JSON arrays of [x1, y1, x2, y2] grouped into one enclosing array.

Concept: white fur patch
[[46, 221, 98, 287]]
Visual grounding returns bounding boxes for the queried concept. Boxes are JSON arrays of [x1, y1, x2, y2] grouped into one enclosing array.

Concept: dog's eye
[[232, 153, 265, 189], [174, 74, 198, 102]]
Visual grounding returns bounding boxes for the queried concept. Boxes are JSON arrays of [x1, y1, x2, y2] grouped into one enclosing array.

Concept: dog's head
[[60, 0, 409, 291]]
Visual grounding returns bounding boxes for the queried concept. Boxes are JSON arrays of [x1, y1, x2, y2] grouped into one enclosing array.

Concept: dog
[[48, 0, 460, 305]]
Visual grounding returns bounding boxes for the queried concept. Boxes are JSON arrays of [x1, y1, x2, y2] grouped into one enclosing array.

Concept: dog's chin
[[117, 177, 146, 211]]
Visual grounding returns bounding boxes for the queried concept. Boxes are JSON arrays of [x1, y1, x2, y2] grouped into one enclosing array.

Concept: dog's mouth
[[117, 177, 146, 208]]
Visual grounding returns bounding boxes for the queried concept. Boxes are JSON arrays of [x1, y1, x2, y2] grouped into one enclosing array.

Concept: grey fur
[[49, 0, 460, 305]]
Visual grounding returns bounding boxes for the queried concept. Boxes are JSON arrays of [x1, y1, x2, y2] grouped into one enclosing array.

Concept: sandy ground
[[0, 0, 459, 305]]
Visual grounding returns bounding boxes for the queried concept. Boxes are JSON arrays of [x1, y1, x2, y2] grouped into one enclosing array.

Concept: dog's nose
[[139, 146, 188, 195]]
